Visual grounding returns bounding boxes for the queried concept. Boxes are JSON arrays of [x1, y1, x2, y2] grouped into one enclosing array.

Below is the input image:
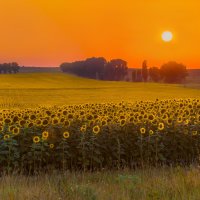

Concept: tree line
[[0, 62, 20, 74], [60, 57, 188, 83], [133, 61, 188, 83], [60, 57, 128, 81]]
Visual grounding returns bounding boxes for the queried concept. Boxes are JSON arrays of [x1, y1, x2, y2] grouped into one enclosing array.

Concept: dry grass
[[1, 167, 200, 200]]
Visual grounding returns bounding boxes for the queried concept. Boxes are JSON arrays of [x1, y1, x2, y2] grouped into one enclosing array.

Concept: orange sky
[[0, 0, 200, 68]]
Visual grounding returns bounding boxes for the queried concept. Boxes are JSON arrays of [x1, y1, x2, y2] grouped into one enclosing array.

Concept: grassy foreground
[[0, 73, 199, 108], [1, 167, 200, 200]]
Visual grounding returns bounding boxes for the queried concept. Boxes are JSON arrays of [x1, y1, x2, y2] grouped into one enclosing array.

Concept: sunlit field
[[0, 73, 200, 200], [0, 73, 199, 108]]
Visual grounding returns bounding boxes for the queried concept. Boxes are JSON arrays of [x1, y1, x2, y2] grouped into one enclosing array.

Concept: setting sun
[[162, 31, 173, 42]]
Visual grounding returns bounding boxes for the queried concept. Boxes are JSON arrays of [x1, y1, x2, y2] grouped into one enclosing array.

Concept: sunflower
[[140, 127, 146, 134], [177, 116, 183, 123], [63, 131, 70, 139], [184, 119, 189, 125], [101, 120, 108, 126], [93, 125, 100, 135], [49, 144, 54, 149], [12, 127, 20, 135], [42, 131, 49, 139], [33, 136, 40, 143], [9, 125, 15, 132], [28, 122, 34, 128], [64, 120, 70, 127], [19, 120, 26, 127], [4, 134, 10, 140], [149, 130, 154, 135], [120, 119, 126, 127], [192, 131, 198, 136], [80, 125, 87, 133], [52, 117, 59, 125], [158, 123, 165, 131], [42, 119, 49, 126], [4, 118, 11, 124]]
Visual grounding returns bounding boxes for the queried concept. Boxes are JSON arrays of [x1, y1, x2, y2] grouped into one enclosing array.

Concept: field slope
[[0, 73, 199, 107]]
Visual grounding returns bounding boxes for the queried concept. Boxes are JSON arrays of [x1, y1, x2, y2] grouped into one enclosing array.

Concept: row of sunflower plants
[[0, 98, 199, 173]]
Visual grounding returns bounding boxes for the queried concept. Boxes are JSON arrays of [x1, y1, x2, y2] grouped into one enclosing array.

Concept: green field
[[0, 73, 199, 107]]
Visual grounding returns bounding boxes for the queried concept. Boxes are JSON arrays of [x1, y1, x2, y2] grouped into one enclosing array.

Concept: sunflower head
[[33, 136, 40, 143], [93, 125, 100, 135], [120, 119, 126, 127], [63, 131, 70, 139], [49, 144, 54, 149], [158, 122, 165, 131], [4, 134, 10, 140], [149, 130, 154, 135], [42, 131, 49, 139], [140, 127, 146, 134], [12, 127, 20, 135]]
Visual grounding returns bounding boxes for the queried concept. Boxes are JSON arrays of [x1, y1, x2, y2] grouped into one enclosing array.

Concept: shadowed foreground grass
[[1, 167, 200, 200]]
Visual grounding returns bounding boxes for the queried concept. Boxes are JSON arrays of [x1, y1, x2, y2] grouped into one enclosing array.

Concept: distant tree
[[11, 62, 20, 73], [149, 67, 161, 82], [160, 61, 188, 83], [108, 59, 128, 81], [142, 60, 148, 82], [0, 62, 20, 74], [60, 57, 128, 81], [132, 69, 137, 82]]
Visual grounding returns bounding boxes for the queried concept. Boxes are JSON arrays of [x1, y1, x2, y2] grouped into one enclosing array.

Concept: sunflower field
[[0, 98, 200, 173]]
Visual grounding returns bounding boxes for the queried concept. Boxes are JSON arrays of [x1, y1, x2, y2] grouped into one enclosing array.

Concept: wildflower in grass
[[42, 131, 49, 139], [33, 136, 40, 143], [149, 130, 154, 135], [63, 131, 70, 139], [49, 144, 54, 149], [12, 127, 20, 135], [4, 134, 10, 140], [158, 123, 165, 131], [140, 127, 146, 134], [93, 125, 100, 135]]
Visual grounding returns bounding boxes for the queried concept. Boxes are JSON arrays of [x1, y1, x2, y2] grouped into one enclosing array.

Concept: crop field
[[0, 73, 200, 199], [0, 73, 199, 108]]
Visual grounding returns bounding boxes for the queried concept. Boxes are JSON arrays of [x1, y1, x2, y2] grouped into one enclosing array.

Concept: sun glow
[[162, 31, 173, 42]]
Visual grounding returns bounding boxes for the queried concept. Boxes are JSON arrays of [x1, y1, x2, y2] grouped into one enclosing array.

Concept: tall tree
[[142, 60, 148, 82], [149, 67, 161, 82], [160, 61, 188, 83]]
